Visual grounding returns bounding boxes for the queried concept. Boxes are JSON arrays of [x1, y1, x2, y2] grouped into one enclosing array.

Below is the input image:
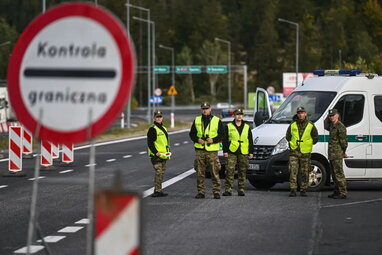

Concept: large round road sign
[[7, 3, 135, 144]]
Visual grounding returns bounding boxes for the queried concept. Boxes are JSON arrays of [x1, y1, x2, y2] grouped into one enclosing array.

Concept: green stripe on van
[[318, 135, 382, 143]]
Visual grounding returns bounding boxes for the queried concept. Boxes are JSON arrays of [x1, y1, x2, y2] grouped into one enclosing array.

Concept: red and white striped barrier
[[41, 141, 52, 167], [9, 126, 23, 172], [95, 192, 140, 255], [62, 144, 74, 164], [51, 142, 59, 159], [0, 121, 20, 133], [22, 128, 33, 155]]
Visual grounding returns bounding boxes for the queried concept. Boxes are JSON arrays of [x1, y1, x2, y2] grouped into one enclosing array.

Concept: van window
[[270, 91, 336, 123], [333, 94, 364, 127], [375, 96, 382, 123]]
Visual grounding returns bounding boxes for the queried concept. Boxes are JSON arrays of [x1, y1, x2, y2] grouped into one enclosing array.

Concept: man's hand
[[343, 153, 348, 158], [155, 152, 161, 157], [206, 137, 213, 144], [249, 153, 254, 159], [198, 138, 205, 145], [224, 153, 228, 158]]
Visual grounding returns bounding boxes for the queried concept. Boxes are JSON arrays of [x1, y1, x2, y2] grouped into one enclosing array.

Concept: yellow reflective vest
[[148, 124, 170, 159], [194, 115, 220, 151], [289, 121, 313, 153], [227, 122, 250, 154]]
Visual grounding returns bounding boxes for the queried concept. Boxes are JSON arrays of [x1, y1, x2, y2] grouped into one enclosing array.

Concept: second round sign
[[7, 3, 135, 144]]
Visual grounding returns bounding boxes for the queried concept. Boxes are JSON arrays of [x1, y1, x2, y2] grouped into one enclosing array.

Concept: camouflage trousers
[[152, 158, 167, 192], [330, 159, 347, 195], [194, 150, 221, 194], [225, 153, 248, 192], [288, 154, 311, 191]]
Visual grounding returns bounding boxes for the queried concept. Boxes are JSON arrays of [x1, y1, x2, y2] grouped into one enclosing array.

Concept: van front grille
[[253, 145, 274, 160]]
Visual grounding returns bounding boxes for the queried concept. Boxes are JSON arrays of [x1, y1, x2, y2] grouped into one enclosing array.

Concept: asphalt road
[[0, 130, 381, 255]]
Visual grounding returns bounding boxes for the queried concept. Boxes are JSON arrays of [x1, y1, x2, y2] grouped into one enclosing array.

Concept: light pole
[[133, 16, 156, 115], [215, 37, 231, 108], [278, 18, 299, 87], [159, 44, 176, 128]]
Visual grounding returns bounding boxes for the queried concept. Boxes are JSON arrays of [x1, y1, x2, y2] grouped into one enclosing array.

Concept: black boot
[[289, 189, 297, 197]]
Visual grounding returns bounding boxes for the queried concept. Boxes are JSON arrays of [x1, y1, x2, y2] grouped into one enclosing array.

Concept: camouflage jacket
[[328, 121, 348, 160]]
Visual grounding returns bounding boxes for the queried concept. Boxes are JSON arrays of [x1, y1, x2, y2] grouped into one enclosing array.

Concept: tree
[[177, 46, 195, 103], [0, 18, 18, 80]]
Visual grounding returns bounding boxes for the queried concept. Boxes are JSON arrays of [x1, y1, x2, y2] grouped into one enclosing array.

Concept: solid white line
[[143, 168, 195, 198], [75, 218, 89, 224], [321, 197, 382, 208], [123, 155, 132, 158], [37, 236, 66, 243], [139, 151, 146, 155], [59, 169, 73, 174], [174, 143, 180, 146], [58, 226, 83, 233], [0, 185, 8, 189], [28, 176, 46, 181], [106, 159, 116, 162], [14, 245, 44, 254]]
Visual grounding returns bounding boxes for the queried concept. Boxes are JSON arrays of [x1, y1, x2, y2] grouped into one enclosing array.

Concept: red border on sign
[[7, 3, 135, 144]]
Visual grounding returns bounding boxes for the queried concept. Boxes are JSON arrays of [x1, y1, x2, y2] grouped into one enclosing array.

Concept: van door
[[331, 93, 368, 177], [253, 88, 272, 127], [367, 95, 382, 178]]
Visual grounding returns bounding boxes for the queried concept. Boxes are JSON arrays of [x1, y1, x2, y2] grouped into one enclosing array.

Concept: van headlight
[[271, 137, 288, 155]]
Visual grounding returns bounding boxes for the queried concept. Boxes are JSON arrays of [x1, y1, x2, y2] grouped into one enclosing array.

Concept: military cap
[[200, 102, 211, 109], [296, 106, 306, 113], [328, 108, 338, 116], [154, 110, 163, 117], [234, 108, 244, 115]]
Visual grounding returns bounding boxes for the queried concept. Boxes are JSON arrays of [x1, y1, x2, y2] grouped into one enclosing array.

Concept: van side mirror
[[254, 111, 269, 126]]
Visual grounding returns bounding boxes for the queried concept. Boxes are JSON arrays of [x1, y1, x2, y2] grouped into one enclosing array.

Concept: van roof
[[296, 75, 382, 93]]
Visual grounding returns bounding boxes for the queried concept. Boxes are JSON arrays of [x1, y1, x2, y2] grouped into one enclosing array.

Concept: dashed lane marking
[[106, 159, 116, 162], [174, 143, 180, 146], [139, 151, 146, 155], [321, 197, 382, 208], [183, 141, 189, 144], [37, 236, 66, 243], [123, 155, 132, 158], [0, 185, 8, 189], [58, 226, 83, 233], [14, 245, 44, 254], [28, 176, 46, 181], [59, 169, 73, 174], [85, 163, 97, 167], [75, 218, 89, 224]]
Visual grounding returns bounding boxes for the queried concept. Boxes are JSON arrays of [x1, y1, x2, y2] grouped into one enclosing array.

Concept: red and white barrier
[[9, 126, 23, 172], [95, 192, 140, 255], [62, 144, 74, 163], [22, 128, 33, 155], [51, 142, 59, 159], [41, 141, 52, 167], [0, 121, 20, 133]]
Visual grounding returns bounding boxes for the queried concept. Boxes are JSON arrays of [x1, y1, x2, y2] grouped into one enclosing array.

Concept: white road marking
[[59, 169, 73, 174], [106, 159, 116, 162], [143, 168, 196, 197], [139, 151, 146, 155], [0, 185, 8, 189], [58, 226, 83, 233], [85, 163, 97, 167], [123, 155, 132, 158], [321, 197, 382, 208], [183, 141, 189, 144], [14, 245, 44, 254], [28, 176, 46, 181], [75, 218, 89, 224], [174, 143, 180, 146], [37, 236, 66, 243]]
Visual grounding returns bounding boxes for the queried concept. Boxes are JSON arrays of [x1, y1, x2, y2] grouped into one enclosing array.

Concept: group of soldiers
[[147, 102, 348, 199]]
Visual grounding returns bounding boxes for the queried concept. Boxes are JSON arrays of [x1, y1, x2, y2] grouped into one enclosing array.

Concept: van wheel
[[248, 176, 276, 190], [308, 160, 327, 191]]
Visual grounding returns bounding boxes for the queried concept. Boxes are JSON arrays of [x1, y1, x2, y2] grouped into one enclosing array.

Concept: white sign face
[[20, 17, 121, 131], [154, 88, 162, 96], [7, 3, 135, 143]]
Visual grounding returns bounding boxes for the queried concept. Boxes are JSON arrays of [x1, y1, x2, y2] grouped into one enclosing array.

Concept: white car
[[216, 102, 234, 109]]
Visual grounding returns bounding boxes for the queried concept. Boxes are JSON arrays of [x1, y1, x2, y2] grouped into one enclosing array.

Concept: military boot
[[289, 189, 297, 197], [300, 190, 307, 197]]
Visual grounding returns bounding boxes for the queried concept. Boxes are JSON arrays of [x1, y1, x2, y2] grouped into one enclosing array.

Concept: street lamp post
[[215, 37, 231, 108], [278, 18, 299, 87], [159, 44, 176, 128]]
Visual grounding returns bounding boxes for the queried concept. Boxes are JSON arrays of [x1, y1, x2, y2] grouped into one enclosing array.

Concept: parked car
[[216, 102, 234, 109]]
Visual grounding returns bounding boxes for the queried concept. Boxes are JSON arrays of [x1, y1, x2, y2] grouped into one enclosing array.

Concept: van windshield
[[269, 91, 336, 123]]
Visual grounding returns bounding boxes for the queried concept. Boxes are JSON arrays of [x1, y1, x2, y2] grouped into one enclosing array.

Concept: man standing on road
[[286, 107, 318, 197], [327, 109, 348, 199], [189, 102, 225, 199], [222, 108, 254, 196], [147, 110, 171, 197]]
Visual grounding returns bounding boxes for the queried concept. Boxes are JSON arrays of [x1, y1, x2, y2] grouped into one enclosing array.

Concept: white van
[[249, 69, 382, 191]]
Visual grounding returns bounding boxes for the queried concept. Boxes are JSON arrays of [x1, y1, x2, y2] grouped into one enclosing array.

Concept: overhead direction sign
[[154, 66, 170, 74], [7, 3, 135, 144], [207, 65, 227, 73], [176, 66, 201, 74]]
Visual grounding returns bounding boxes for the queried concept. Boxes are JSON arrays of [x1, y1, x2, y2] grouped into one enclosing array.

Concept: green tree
[[0, 18, 18, 80]]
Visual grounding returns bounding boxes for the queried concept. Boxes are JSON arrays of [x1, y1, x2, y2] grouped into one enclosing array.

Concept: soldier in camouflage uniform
[[189, 102, 225, 199], [286, 107, 318, 197], [147, 110, 171, 197], [223, 108, 254, 196], [327, 108, 348, 199]]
